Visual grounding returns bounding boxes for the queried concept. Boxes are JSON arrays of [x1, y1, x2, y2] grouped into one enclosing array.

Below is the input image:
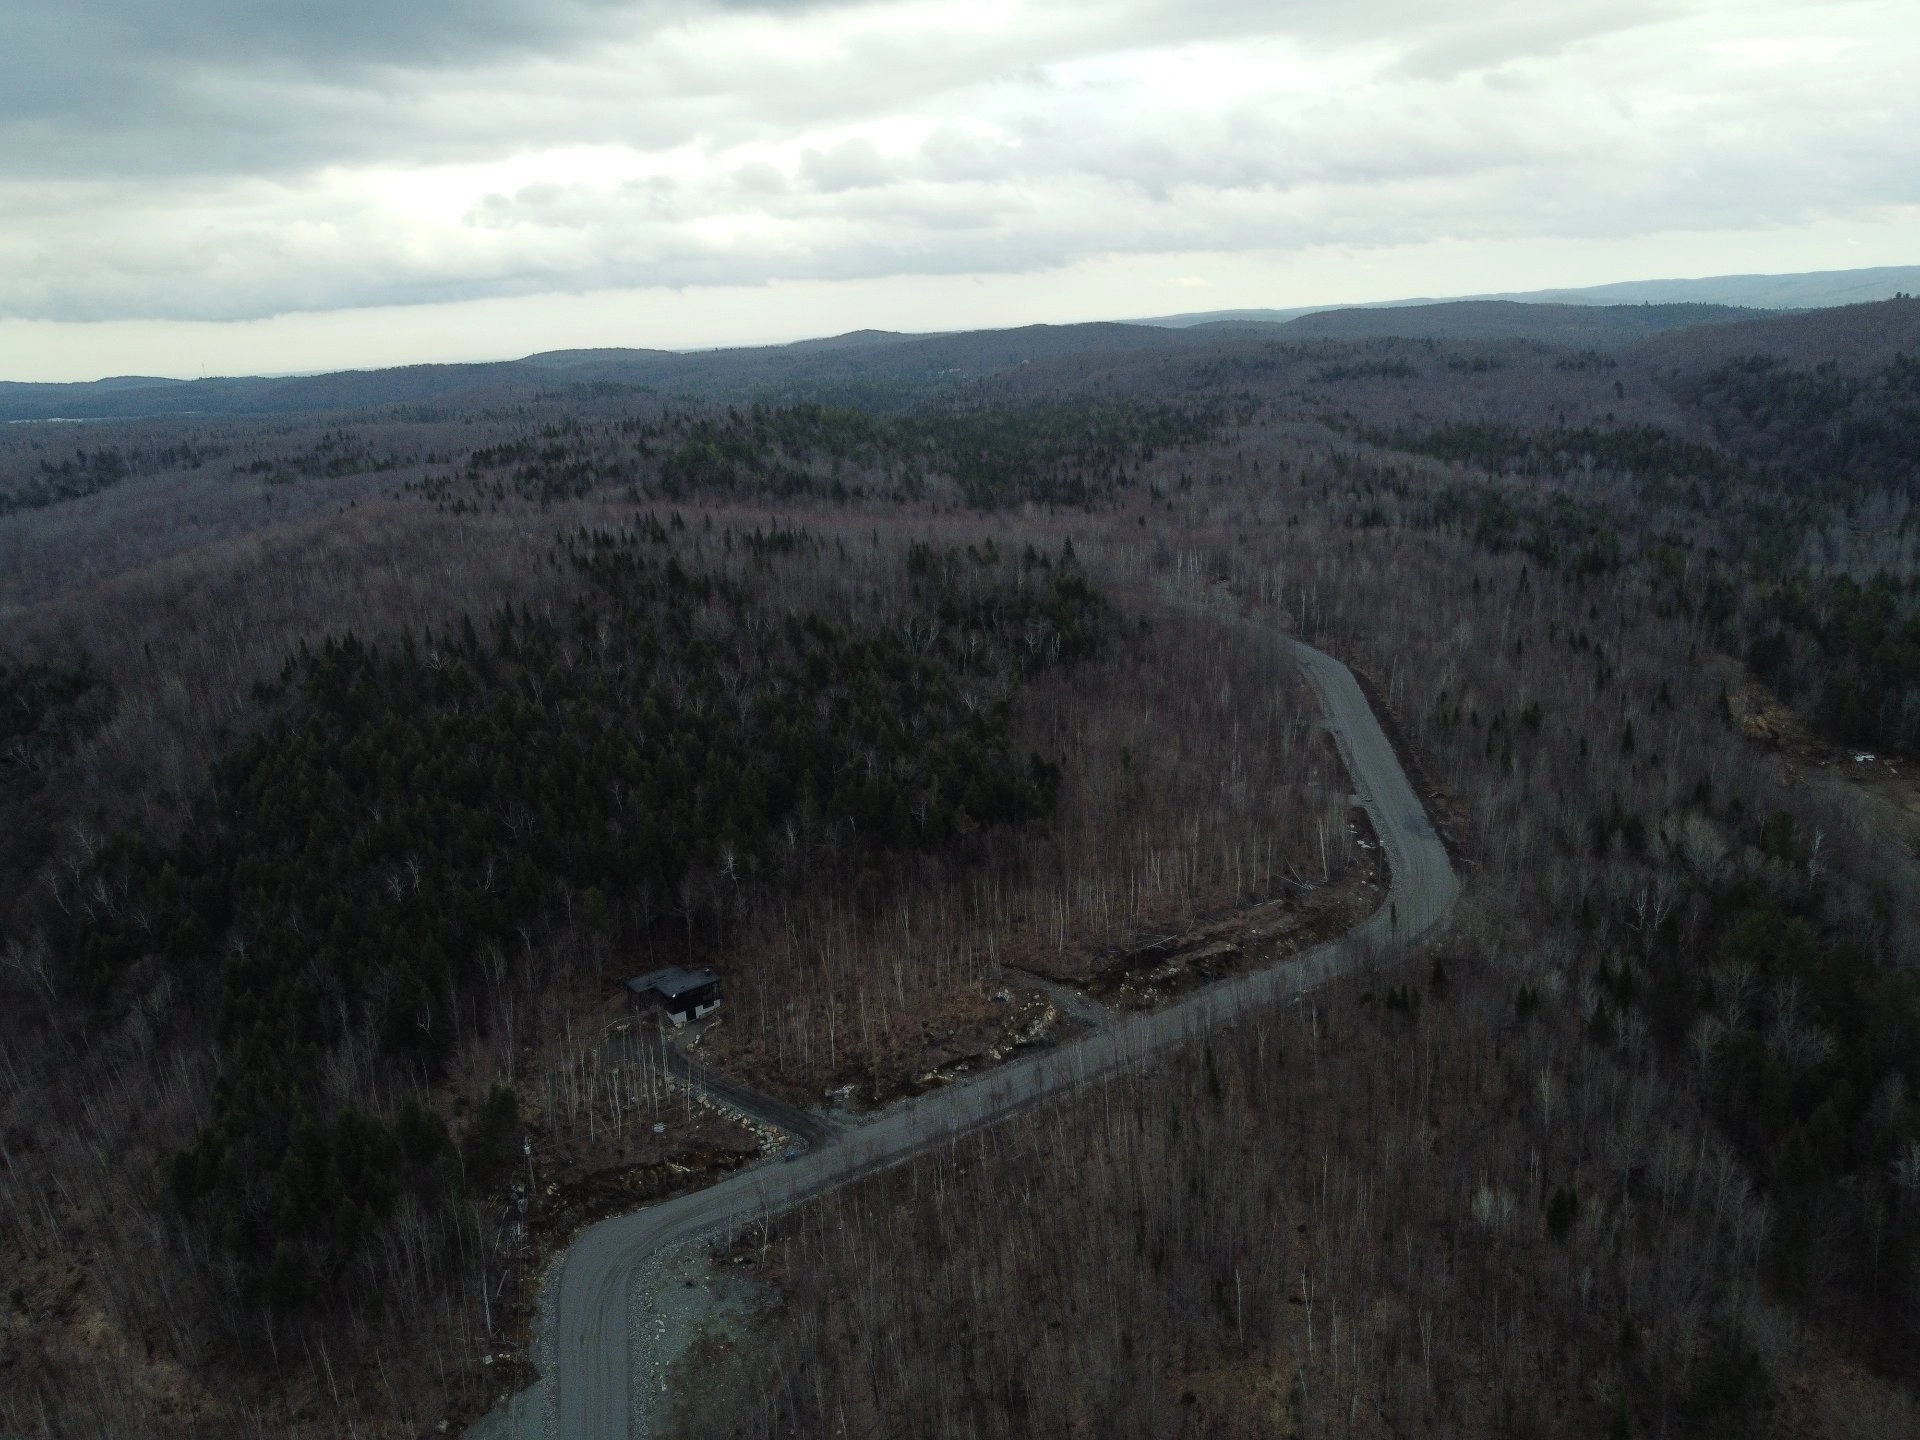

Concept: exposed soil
[[1010, 812, 1383, 1008], [1710, 653, 1920, 903], [1711, 652, 1908, 777], [703, 976, 1076, 1113], [443, 1080, 769, 1435], [530, 1136, 764, 1250], [1771, 1351, 1920, 1439], [0, 1245, 204, 1433], [637, 1238, 776, 1437]]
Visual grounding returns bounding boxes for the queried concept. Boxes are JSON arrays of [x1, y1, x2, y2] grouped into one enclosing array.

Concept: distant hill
[[1137, 264, 1920, 328], [1628, 296, 1920, 377], [1272, 300, 1760, 348], [1506, 265, 1920, 311], [5, 269, 1916, 423], [0, 362, 537, 423], [0, 322, 1236, 423]]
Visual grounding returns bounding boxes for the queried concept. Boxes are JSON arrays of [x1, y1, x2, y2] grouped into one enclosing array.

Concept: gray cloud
[[1386, 4, 1667, 81], [802, 138, 893, 192], [0, 0, 860, 180], [0, 2, 613, 170], [0, 1, 1658, 180], [1, 0, 1914, 323]]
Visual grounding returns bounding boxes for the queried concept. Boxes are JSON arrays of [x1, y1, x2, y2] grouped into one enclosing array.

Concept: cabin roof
[[626, 966, 719, 999]]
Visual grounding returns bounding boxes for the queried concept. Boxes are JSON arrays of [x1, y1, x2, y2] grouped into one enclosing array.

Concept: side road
[[472, 631, 1459, 1440]]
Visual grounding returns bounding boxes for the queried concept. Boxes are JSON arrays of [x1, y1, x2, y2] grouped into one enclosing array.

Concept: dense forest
[[669, 395, 1920, 1437], [166, 534, 1084, 1298], [33, 522, 1105, 1320], [1330, 350, 1920, 754], [3, 298, 1919, 1438], [426, 394, 1232, 511]]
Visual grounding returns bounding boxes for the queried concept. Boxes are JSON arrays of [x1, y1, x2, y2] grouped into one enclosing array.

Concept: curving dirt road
[[473, 631, 1457, 1440]]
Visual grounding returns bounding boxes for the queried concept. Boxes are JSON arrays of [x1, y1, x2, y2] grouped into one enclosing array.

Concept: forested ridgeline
[[1314, 372, 1920, 754], [1351, 345, 1920, 516], [416, 394, 1230, 511], [0, 428, 414, 517], [0, 342, 1250, 520], [1685, 351, 1920, 491], [1184, 305, 1920, 760]]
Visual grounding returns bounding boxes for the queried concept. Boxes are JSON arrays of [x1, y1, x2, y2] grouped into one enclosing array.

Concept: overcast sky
[[1, 0, 1916, 381]]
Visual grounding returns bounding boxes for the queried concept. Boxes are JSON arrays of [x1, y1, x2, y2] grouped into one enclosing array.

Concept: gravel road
[[468, 631, 1458, 1440]]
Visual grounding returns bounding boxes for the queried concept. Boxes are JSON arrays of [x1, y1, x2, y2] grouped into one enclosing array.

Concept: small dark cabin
[[626, 966, 722, 1027]]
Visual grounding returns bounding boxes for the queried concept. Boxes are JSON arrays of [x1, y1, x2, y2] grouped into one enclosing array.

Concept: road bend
[[480, 632, 1457, 1440]]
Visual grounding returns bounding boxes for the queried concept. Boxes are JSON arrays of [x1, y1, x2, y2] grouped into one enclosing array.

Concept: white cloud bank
[[1, 0, 1916, 379]]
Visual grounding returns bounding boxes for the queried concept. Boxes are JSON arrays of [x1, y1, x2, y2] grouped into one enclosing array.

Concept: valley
[[3, 295, 1919, 1438]]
